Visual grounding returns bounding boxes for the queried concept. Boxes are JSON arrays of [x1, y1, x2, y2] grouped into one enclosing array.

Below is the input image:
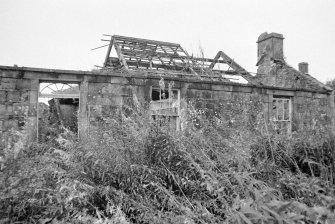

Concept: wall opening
[[272, 95, 292, 133], [38, 82, 80, 141], [150, 88, 180, 130]]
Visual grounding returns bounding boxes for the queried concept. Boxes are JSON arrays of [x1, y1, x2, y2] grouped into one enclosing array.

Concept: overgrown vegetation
[[1, 97, 335, 223]]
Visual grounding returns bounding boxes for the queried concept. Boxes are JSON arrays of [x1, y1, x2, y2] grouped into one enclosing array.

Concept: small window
[[272, 96, 292, 132], [150, 88, 180, 130]]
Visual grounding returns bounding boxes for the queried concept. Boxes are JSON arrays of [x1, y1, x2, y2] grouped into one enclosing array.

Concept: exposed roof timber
[[129, 60, 184, 71], [115, 40, 182, 51], [111, 35, 181, 47], [207, 51, 258, 84], [120, 49, 182, 60], [220, 51, 248, 73], [103, 37, 114, 67], [111, 58, 186, 71], [209, 51, 247, 72], [114, 42, 129, 69], [107, 56, 234, 71], [102, 35, 252, 81], [107, 55, 226, 65], [103, 35, 190, 69], [106, 57, 245, 76]]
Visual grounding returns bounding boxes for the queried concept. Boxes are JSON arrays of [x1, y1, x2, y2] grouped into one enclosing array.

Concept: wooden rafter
[[102, 35, 252, 83], [103, 37, 114, 67], [209, 51, 248, 73], [114, 42, 129, 69]]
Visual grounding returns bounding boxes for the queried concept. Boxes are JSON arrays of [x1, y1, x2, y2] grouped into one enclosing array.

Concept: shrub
[[1, 103, 335, 223]]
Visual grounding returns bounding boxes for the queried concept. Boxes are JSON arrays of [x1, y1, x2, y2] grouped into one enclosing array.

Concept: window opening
[[150, 88, 180, 130], [272, 96, 292, 132]]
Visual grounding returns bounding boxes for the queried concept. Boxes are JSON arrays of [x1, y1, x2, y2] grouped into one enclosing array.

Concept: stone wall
[[0, 73, 38, 151], [0, 66, 334, 150], [293, 91, 333, 131], [84, 75, 333, 135]]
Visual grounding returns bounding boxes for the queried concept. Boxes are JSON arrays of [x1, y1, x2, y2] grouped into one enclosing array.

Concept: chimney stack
[[257, 32, 284, 61], [298, 62, 308, 74]]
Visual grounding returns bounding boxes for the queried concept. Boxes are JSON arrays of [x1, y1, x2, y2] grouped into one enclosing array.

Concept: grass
[[1, 102, 335, 223]]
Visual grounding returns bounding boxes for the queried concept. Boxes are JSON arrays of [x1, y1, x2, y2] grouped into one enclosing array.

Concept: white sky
[[1, 0, 335, 82]]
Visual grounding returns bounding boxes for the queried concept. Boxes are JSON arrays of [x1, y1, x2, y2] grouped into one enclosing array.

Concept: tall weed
[[0, 102, 335, 223]]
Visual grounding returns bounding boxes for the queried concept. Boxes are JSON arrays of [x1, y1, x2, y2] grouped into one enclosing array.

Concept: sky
[[0, 0, 335, 83]]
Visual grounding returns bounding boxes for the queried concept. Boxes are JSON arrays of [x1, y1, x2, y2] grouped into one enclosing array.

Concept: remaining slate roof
[[101, 35, 255, 84], [255, 58, 332, 92], [283, 67, 328, 91]]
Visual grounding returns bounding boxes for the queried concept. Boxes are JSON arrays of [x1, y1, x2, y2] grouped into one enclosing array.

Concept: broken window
[[272, 96, 292, 132], [150, 88, 180, 130]]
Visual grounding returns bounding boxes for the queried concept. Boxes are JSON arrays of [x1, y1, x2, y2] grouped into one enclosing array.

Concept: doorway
[[38, 82, 80, 142]]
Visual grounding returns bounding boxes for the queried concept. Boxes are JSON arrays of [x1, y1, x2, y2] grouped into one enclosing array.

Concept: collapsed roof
[[101, 35, 255, 84]]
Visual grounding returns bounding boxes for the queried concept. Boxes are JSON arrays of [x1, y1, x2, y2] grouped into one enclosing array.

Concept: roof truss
[[102, 35, 252, 81]]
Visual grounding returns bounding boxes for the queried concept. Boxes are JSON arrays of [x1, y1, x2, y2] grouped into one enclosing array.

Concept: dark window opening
[[152, 89, 172, 101]]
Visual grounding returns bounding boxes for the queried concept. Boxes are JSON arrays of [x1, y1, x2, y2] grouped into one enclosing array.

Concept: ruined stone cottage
[[0, 32, 334, 146]]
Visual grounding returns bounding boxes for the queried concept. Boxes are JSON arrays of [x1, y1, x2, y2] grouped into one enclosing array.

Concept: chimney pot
[[298, 62, 308, 74]]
